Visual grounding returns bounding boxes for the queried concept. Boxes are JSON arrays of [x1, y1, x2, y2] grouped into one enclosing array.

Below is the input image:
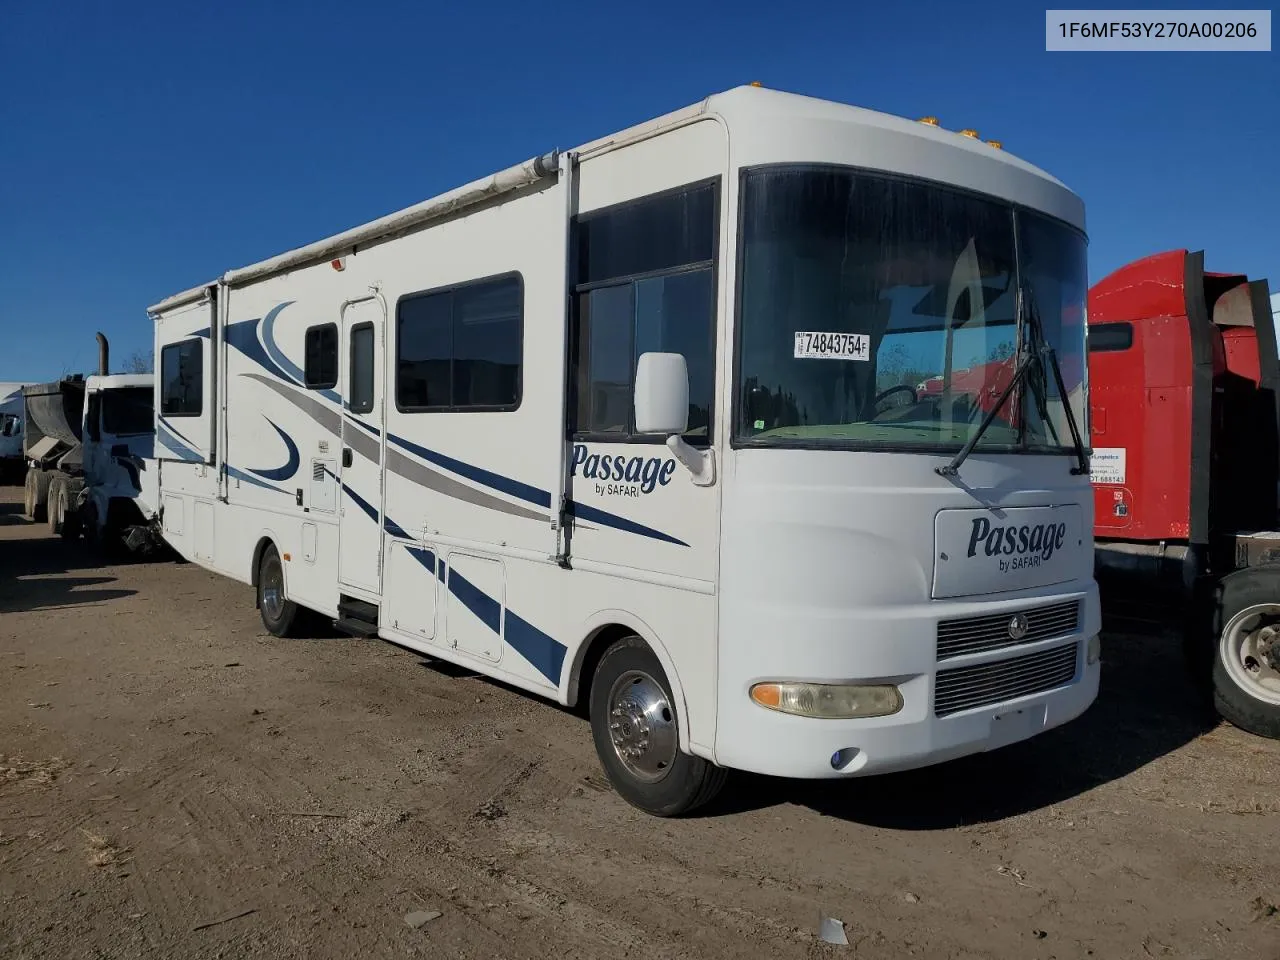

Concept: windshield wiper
[[937, 285, 1090, 478], [1023, 289, 1090, 475], [935, 349, 1034, 477]]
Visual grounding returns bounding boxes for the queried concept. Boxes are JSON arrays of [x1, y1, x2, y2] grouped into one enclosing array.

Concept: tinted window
[[349, 324, 375, 414], [102, 386, 154, 435], [577, 182, 716, 284], [571, 182, 719, 443], [305, 323, 338, 389], [396, 275, 522, 411], [1088, 322, 1133, 352], [160, 339, 203, 416]]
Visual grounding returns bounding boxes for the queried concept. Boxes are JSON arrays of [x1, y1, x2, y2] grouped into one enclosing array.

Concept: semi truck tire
[[23, 468, 52, 522], [60, 479, 84, 541], [1209, 565, 1280, 740], [46, 476, 65, 535]]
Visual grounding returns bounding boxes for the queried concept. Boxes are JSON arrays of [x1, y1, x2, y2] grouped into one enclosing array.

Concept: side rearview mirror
[[633, 351, 716, 487], [634, 352, 689, 436]]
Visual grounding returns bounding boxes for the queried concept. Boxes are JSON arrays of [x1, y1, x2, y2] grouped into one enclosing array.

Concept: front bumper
[[712, 584, 1101, 779]]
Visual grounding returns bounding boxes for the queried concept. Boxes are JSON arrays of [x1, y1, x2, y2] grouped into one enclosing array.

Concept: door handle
[[342, 448, 353, 468]]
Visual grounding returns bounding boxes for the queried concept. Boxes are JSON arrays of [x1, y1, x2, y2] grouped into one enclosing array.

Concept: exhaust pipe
[[96, 332, 109, 376]]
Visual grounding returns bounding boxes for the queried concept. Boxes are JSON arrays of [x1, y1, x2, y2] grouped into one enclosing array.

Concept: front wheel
[[1209, 566, 1280, 740], [257, 544, 300, 637], [588, 636, 726, 816]]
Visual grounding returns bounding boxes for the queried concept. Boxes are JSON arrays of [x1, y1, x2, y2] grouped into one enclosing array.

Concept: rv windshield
[[102, 387, 154, 436], [735, 166, 1087, 453]]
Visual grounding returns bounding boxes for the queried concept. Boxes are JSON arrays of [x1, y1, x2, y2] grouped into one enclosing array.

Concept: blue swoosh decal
[[402, 546, 566, 685], [227, 464, 290, 495], [342, 482, 379, 522], [261, 302, 303, 384], [249, 418, 300, 481], [386, 430, 551, 508], [157, 421, 202, 462]]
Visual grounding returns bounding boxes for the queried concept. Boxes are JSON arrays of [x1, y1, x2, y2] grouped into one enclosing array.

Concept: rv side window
[[571, 179, 719, 444], [349, 323, 375, 414], [1088, 322, 1133, 352], [160, 339, 203, 417], [396, 273, 523, 412], [305, 323, 339, 389]]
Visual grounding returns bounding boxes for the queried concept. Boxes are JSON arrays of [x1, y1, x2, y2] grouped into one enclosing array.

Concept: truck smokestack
[[96, 332, 109, 376]]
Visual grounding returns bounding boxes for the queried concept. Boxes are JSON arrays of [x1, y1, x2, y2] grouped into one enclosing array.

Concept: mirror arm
[[666, 435, 716, 487]]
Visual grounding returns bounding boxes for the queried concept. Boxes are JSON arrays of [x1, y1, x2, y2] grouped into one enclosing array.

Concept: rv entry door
[[337, 296, 386, 595]]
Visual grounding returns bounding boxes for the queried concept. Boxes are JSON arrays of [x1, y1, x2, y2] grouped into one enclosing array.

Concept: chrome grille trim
[[936, 599, 1082, 661], [934, 642, 1079, 717]]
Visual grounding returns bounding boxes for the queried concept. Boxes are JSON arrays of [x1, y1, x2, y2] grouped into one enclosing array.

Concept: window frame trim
[[569, 177, 722, 447], [347, 320, 376, 415], [159, 337, 205, 419], [728, 161, 1087, 456], [303, 321, 339, 391], [393, 270, 525, 414]]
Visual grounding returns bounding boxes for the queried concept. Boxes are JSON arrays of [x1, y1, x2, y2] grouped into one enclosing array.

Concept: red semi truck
[[1087, 249, 1280, 739]]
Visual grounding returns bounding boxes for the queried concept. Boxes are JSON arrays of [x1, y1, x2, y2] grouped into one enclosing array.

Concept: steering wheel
[[873, 384, 918, 409]]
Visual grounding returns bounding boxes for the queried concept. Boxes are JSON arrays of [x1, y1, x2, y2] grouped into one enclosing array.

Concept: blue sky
[[0, 1, 1275, 380]]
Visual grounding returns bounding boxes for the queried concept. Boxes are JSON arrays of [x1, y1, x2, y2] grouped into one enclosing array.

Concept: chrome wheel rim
[[607, 669, 678, 783], [261, 556, 285, 621], [1220, 603, 1280, 707]]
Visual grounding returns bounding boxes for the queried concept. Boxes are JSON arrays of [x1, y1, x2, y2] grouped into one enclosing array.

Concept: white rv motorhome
[[150, 85, 1100, 816]]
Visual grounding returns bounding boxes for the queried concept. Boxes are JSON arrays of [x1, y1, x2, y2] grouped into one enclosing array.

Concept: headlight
[[749, 682, 904, 719], [1087, 634, 1102, 665]]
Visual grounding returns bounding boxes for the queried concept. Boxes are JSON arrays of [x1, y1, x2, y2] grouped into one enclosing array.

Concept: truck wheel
[[588, 635, 726, 816], [257, 544, 299, 637], [1211, 566, 1280, 740], [46, 477, 65, 535], [23, 469, 51, 521]]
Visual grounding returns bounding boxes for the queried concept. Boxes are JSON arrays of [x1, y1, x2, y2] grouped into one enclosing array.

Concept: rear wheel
[[24, 469, 51, 521], [46, 476, 65, 535], [588, 635, 726, 816], [1209, 566, 1280, 740], [60, 480, 83, 541], [257, 544, 299, 637]]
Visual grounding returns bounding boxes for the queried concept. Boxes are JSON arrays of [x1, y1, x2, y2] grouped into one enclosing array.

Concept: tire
[[60, 479, 84, 541], [588, 635, 727, 817], [46, 476, 65, 535], [23, 468, 50, 521], [257, 544, 299, 637], [1207, 565, 1280, 740], [82, 501, 101, 550]]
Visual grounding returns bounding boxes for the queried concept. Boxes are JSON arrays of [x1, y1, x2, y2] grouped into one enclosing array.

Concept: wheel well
[[567, 623, 637, 715], [249, 536, 277, 589]]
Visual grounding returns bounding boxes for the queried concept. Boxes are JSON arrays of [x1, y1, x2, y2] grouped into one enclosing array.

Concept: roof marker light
[[750, 81, 763, 87], [917, 116, 939, 126], [959, 129, 980, 139], [986, 140, 1003, 149]]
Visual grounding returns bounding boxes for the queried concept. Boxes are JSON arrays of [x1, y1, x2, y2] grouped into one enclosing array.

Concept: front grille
[[934, 642, 1079, 717], [936, 599, 1081, 661]]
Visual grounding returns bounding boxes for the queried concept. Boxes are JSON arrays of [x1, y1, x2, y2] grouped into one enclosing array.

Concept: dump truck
[[1087, 249, 1280, 739], [21, 334, 162, 552]]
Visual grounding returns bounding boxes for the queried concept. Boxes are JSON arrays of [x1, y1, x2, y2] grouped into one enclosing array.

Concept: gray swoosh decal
[[385, 448, 547, 523], [241, 373, 341, 434], [239, 372, 547, 524], [343, 419, 380, 463]]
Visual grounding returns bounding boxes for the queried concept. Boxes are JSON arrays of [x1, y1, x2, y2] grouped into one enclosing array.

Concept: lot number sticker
[[794, 332, 870, 361]]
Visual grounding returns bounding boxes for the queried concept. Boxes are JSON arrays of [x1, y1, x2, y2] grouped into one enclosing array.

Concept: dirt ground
[[0, 486, 1277, 960]]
